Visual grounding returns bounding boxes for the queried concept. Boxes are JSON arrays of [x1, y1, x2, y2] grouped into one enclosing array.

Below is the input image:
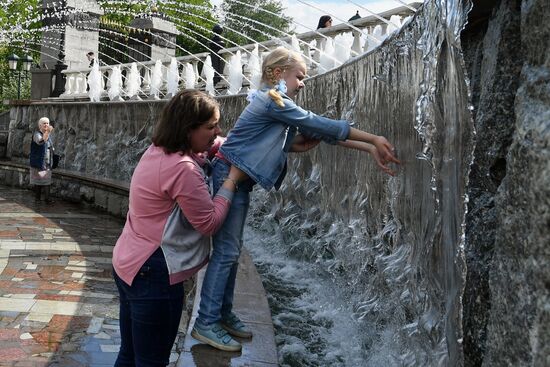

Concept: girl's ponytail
[[265, 66, 285, 107]]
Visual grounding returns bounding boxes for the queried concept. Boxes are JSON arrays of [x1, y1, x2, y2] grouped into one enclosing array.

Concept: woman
[[29, 117, 55, 203], [112, 90, 246, 366], [317, 15, 333, 29]]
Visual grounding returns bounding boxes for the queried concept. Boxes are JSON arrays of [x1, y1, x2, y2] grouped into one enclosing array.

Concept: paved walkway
[[0, 185, 277, 367]]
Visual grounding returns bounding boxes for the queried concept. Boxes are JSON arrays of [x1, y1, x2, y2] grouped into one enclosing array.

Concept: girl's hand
[[371, 146, 397, 176], [373, 136, 400, 165]]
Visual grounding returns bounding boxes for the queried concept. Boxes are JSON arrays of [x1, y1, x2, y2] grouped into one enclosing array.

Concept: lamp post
[[7, 53, 33, 99]]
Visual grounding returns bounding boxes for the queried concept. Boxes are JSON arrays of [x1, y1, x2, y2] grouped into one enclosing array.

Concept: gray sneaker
[[221, 312, 253, 339], [191, 321, 242, 352]]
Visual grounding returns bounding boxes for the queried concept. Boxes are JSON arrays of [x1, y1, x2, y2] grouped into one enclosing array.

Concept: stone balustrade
[[58, 2, 421, 99]]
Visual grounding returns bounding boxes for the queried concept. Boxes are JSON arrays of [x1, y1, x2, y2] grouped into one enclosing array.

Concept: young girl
[[192, 47, 400, 351]]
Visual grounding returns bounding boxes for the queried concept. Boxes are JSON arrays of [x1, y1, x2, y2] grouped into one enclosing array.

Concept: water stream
[[237, 0, 473, 365]]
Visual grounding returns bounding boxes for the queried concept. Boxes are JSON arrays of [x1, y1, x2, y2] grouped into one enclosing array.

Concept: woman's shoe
[[191, 321, 242, 352], [221, 312, 253, 339]]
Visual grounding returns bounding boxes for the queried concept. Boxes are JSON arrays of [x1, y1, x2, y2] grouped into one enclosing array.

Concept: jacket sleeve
[[269, 98, 351, 141], [33, 132, 45, 144], [163, 160, 233, 236]]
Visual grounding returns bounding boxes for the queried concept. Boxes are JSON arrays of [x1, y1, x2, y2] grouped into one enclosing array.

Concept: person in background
[[317, 15, 333, 29], [29, 117, 55, 203], [112, 90, 246, 366], [349, 10, 362, 22], [86, 51, 95, 68], [191, 47, 400, 352]]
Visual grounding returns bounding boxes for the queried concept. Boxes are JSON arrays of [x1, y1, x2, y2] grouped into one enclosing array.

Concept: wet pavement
[[0, 185, 277, 367], [0, 186, 125, 366]]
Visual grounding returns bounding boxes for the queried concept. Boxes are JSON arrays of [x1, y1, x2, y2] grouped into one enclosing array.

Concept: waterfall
[[244, 0, 474, 365]]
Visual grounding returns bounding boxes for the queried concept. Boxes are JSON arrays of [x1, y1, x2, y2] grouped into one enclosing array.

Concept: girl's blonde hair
[[261, 47, 306, 107]]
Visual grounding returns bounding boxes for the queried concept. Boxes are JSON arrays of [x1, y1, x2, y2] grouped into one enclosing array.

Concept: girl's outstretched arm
[[347, 128, 401, 166], [337, 140, 397, 176]]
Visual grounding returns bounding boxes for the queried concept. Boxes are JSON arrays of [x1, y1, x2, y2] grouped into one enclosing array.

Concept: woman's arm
[[173, 163, 244, 236]]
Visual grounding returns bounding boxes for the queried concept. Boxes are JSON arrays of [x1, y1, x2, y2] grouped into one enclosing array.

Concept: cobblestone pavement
[[0, 186, 185, 367]]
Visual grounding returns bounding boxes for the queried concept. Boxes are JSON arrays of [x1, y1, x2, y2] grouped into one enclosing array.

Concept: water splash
[[166, 57, 179, 97], [126, 62, 141, 100], [150, 59, 163, 99], [107, 65, 123, 101], [87, 61, 102, 102]]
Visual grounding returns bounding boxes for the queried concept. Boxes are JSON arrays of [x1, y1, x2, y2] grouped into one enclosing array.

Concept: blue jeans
[[113, 248, 184, 367], [196, 158, 253, 326]]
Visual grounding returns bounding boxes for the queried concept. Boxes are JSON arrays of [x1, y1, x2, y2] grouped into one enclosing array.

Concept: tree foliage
[[220, 0, 292, 46], [98, 0, 218, 58], [0, 0, 41, 110]]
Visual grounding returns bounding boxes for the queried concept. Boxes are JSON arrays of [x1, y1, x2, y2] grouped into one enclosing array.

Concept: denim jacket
[[220, 89, 351, 190]]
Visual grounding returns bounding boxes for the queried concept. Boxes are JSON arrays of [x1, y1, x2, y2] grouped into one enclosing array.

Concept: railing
[[59, 3, 421, 100]]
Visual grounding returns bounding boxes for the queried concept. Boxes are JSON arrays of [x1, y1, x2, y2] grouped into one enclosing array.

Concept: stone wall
[[6, 97, 248, 182], [464, 0, 549, 365]]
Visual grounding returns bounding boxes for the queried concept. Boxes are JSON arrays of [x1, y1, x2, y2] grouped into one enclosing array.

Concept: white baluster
[[302, 42, 312, 68], [78, 73, 88, 94], [142, 67, 151, 93], [351, 30, 362, 57], [63, 74, 73, 95]]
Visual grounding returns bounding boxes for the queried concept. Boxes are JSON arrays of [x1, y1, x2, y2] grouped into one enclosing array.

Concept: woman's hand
[[228, 166, 248, 182], [221, 166, 249, 192]]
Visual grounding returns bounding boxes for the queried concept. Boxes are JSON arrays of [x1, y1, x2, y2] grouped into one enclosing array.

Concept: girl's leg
[[197, 159, 249, 325], [220, 188, 250, 317], [113, 248, 184, 367]]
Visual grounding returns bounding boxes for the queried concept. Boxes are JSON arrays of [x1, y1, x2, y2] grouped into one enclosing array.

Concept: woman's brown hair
[[152, 89, 219, 154]]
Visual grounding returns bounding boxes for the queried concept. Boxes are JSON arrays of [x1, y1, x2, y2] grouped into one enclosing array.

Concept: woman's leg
[[34, 185, 42, 201], [43, 185, 53, 203], [113, 249, 184, 367]]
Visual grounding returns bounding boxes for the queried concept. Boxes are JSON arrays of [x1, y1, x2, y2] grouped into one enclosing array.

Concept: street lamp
[[7, 53, 33, 99]]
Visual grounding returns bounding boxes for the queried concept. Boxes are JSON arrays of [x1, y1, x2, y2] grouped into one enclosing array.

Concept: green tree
[[0, 0, 41, 110], [220, 0, 292, 46], [98, 0, 217, 59]]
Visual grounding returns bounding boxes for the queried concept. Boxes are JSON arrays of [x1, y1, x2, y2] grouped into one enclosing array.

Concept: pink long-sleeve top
[[113, 138, 231, 286]]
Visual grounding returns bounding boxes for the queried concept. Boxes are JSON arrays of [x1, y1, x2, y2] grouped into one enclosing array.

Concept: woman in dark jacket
[[29, 117, 54, 202]]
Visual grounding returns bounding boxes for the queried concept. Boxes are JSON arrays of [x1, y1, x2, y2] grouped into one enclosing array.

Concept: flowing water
[[238, 0, 474, 365]]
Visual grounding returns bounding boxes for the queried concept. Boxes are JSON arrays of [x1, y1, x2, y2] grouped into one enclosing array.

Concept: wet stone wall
[[6, 97, 248, 182], [4, 0, 549, 365]]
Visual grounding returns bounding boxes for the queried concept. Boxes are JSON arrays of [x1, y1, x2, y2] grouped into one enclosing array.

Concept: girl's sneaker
[[221, 312, 253, 339], [191, 321, 242, 352]]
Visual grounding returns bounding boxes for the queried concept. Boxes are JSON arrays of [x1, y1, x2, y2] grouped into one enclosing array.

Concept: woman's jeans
[[196, 158, 253, 326], [113, 248, 184, 367]]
